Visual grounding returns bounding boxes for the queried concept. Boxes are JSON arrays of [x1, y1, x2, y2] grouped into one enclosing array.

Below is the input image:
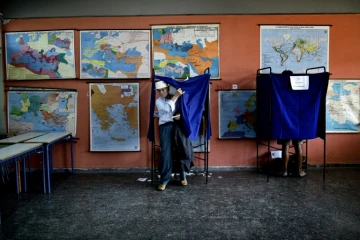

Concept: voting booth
[[256, 67, 330, 181]]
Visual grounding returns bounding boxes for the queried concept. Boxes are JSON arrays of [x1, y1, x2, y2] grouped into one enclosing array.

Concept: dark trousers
[[159, 123, 174, 184]]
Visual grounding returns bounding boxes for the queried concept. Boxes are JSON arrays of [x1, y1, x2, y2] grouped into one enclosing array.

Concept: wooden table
[[25, 132, 74, 193]]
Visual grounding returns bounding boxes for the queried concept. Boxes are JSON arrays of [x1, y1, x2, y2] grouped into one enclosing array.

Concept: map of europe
[[152, 24, 219, 78], [90, 83, 139, 151], [219, 91, 256, 138], [8, 91, 77, 136], [261, 26, 329, 73], [81, 30, 150, 79], [326, 80, 360, 132], [5, 31, 75, 80]]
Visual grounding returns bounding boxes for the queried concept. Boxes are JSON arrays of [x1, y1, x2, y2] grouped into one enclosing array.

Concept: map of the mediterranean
[[219, 91, 256, 138], [8, 91, 77, 136], [326, 80, 360, 132], [5, 31, 75, 80], [90, 83, 139, 151], [152, 24, 219, 78], [261, 26, 329, 73], [81, 30, 150, 79]]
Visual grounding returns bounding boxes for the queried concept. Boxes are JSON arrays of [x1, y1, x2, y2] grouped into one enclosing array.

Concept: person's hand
[[173, 114, 181, 120], [174, 88, 184, 97]]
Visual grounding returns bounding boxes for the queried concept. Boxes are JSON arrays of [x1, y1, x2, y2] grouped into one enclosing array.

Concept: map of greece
[[8, 91, 77, 136], [219, 91, 256, 138], [90, 83, 139, 151], [261, 26, 329, 73], [152, 24, 219, 78], [326, 80, 360, 132], [5, 31, 75, 80], [80, 30, 150, 79]]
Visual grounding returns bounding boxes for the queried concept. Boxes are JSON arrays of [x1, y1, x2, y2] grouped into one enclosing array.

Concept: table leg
[[23, 156, 27, 193], [70, 136, 74, 174], [46, 145, 51, 194], [42, 147, 46, 194], [49, 146, 53, 173], [15, 159, 19, 194]]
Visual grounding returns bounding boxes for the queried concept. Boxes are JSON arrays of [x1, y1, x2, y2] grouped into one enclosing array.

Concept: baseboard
[[14, 164, 360, 174]]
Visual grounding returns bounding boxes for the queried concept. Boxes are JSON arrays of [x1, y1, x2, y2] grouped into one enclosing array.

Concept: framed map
[[5, 30, 75, 80], [80, 30, 150, 79], [260, 25, 329, 73], [219, 90, 256, 139], [326, 80, 360, 133], [152, 24, 219, 78], [90, 83, 140, 151], [7, 90, 77, 136]]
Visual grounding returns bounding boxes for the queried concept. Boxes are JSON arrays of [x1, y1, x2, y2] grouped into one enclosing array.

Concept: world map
[[8, 91, 77, 136], [152, 24, 219, 78], [261, 26, 329, 73], [81, 30, 150, 79], [5, 31, 75, 80], [219, 91, 256, 138], [90, 83, 139, 151], [326, 80, 360, 132]]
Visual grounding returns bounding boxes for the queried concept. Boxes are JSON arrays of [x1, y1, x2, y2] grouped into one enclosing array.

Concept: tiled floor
[[1, 167, 360, 239]]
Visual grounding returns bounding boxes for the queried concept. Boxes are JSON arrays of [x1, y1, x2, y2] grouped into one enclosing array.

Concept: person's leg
[[281, 140, 290, 176], [159, 124, 174, 187], [293, 140, 306, 177], [180, 163, 186, 180], [180, 163, 188, 186]]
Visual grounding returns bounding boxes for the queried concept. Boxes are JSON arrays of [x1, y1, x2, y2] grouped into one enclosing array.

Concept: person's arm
[[171, 88, 184, 103], [171, 88, 184, 120]]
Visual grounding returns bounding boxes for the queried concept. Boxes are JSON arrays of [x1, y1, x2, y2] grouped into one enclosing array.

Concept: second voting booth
[[256, 67, 330, 181]]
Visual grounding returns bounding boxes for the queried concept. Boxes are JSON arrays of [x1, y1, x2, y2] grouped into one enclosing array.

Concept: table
[[0, 132, 48, 144], [0, 143, 44, 225], [25, 132, 74, 193], [0, 132, 49, 193]]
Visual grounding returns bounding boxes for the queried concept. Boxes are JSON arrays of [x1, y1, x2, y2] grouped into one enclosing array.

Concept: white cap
[[155, 80, 169, 89]]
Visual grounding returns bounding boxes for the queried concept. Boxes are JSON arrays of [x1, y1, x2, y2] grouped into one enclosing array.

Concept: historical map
[[90, 83, 139, 151], [81, 30, 150, 79], [8, 91, 77, 136], [326, 80, 360, 132], [260, 25, 329, 73], [5, 31, 75, 80], [152, 24, 219, 78], [219, 91, 256, 138]]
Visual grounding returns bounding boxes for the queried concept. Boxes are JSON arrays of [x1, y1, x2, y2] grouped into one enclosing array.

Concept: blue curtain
[[147, 74, 211, 141], [256, 72, 329, 140]]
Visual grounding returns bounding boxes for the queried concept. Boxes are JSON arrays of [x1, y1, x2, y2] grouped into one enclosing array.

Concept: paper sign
[[290, 76, 309, 90], [271, 150, 282, 159]]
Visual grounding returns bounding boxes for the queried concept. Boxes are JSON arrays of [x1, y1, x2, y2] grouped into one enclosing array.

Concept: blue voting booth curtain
[[147, 74, 211, 142], [256, 72, 329, 140]]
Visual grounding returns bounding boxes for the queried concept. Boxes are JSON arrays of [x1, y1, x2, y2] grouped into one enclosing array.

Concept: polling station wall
[[1, 14, 359, 169]]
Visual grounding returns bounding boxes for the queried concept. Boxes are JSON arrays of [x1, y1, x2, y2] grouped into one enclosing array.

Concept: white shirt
[[156, 97, 176, 125]]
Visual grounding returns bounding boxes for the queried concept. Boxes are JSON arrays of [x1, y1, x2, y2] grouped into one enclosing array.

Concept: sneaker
[[157, 184, 166, 191], [297, 171, 306, 178], [180, 180, 188, 186], [281, 171, 288, 177]]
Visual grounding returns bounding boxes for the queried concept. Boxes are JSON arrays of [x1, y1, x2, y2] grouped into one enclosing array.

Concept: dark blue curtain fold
[[147, 74, 211, 142]]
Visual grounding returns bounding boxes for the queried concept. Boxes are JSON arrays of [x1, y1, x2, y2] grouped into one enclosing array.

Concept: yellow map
[[90, 83, 139, 151], [152, 24, 220, 78]]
